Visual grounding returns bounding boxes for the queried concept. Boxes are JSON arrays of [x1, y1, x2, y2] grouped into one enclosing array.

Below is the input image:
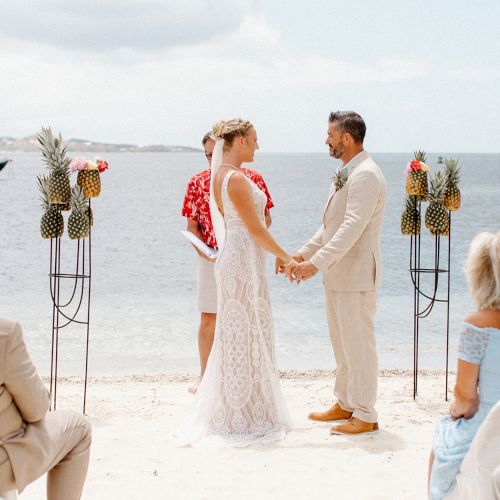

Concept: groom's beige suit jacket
[[299, 151, 387, 291]]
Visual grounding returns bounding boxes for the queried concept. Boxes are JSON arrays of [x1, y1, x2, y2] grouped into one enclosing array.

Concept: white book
[[180, 231, 218, 259]]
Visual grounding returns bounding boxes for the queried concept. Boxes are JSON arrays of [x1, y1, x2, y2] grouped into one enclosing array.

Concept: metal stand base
[[48, 203, 92, 414], [410, 200, 451, 400]]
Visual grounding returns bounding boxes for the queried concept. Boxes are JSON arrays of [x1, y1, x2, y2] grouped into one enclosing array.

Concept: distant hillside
[[0, 135, 201, 153]]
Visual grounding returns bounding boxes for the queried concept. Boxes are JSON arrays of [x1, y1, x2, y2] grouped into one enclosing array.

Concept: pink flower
[[70, 156, 88, 173]]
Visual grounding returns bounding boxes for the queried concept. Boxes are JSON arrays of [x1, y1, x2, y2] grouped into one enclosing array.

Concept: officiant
[[181, 131, 274, 393]]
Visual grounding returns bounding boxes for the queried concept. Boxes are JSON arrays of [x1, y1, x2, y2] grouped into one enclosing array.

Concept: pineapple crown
[[444, 158, 460, 186], [37, 127, 71, 174], [70, 185, 89, 213], [413, 150, 427, 162], [37, 174, 50, 210], [427, 171, 446, 204], [404, 195, 418, 211]]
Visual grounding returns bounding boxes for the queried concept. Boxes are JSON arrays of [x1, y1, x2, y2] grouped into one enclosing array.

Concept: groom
[[289, 111, 387, 435]]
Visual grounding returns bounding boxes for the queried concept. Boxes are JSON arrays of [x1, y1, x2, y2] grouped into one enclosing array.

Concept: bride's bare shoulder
[[227, 171, 251, 199]]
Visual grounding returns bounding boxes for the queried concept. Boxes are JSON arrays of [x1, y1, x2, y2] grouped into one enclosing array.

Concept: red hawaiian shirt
[[181, 167, 274, 248]]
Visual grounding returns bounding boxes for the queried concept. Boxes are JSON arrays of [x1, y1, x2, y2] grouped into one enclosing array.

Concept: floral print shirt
[[181, 167, 274, 248]]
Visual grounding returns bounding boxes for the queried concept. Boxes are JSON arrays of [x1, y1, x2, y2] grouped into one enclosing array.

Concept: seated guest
[[0, 317, 91, 499], [446, 401, 500, 499], [428, 231, 500, 499]]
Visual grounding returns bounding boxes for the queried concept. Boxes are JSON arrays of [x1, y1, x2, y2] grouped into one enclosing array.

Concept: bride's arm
[[228, 173, 291, 264]]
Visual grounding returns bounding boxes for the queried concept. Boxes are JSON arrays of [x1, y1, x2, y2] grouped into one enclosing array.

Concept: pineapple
[[425, 172, 450, 236], [68, 186, 90, 240], [77, 170, 101, 198], [400, 195, 421, 235], [37, 175, 64, 239], [37, 127, 72, 205], [405, 150, 429, 196], [443, 158, 461, 211], [333, 169, 348, 192]]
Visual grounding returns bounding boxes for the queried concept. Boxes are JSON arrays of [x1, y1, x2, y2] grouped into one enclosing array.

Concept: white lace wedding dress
[[176, 169, 290, 446]]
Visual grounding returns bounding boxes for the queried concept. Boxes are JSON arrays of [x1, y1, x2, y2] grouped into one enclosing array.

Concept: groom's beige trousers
[[325, 289, 378, 423]]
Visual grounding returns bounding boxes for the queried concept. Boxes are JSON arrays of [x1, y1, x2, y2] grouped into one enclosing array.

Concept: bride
[[176, 119, 297, 445]]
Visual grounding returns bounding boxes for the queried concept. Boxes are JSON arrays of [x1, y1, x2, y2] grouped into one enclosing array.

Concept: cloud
[[0, 0, 258, 53], [1, 4, 498, 152], [238, 15, 280, 45], [444, 67, 500, 80]]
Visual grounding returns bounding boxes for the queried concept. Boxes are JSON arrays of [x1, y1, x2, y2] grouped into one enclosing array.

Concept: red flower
[[97, 159, 109, 173], [407, 160, 422, 172]]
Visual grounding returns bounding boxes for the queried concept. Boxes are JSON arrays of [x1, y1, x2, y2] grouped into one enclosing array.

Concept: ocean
[[1, 152, 498, 376]]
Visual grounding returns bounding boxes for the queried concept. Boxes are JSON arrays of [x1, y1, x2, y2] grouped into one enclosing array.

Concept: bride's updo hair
[[212, 119, 254, 151]]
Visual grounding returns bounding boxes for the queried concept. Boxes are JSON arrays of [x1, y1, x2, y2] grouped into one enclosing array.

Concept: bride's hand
[[275, 257, 284, 274], [283, 258, 299, 282]]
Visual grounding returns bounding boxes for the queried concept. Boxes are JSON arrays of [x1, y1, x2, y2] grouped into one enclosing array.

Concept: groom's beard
[[329, 145, 344, 159]]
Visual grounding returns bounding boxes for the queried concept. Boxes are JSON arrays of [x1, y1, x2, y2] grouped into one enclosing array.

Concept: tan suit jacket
[[0, 317, 50, 492], [299, 151, 387, 291]]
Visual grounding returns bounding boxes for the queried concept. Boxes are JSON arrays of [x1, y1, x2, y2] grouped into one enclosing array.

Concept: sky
[[1, 0, 499, 152]]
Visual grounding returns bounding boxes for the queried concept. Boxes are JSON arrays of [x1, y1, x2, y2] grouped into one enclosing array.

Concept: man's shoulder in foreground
[[0, 316, 17, 339], [0, 317, 23, 359]]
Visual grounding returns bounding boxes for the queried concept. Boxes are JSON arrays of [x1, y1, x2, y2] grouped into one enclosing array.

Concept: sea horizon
[[1, 151, 498, 377]]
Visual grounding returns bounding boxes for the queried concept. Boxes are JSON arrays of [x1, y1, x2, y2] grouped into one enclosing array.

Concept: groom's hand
[[293, 261, 318, 283], [276, 254, 304, 275]]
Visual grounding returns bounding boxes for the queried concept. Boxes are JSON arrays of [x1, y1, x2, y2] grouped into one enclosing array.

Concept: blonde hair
[[465, 231, 500, 310], [212, 119, 253, 151]]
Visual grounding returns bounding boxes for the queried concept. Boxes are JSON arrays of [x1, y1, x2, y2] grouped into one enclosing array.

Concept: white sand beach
[[20, 369, 450, 500]]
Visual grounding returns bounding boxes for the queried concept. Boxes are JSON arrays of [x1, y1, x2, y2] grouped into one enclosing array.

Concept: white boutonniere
[[333, 168, 348, 192]]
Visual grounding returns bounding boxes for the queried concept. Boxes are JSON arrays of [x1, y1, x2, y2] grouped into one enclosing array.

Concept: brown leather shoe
[[308, 403, 352, 422], [330, 417, 379, 435]]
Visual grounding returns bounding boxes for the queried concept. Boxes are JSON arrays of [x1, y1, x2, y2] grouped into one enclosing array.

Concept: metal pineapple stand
[[409, 199, 452, 400], [48, 200, 92, 414]]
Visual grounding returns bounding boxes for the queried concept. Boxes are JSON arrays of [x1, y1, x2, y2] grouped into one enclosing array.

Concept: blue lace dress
[[429, 322, 500, 500]]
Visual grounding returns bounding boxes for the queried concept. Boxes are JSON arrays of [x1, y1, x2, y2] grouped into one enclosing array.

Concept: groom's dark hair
[[329, 111, 366, 144]]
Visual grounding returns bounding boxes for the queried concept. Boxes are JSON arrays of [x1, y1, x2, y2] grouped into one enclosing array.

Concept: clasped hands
[[275, 254, 319, 284]]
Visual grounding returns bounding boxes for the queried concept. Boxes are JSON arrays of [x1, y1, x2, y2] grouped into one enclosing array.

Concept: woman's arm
[[228, 173, 292, 265], [450, 359, 480, 419], [265, 211, 272, 228]]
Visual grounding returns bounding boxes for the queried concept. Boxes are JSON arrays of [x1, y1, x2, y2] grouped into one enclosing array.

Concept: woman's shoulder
[[464, 309, 500, 331], [226, 170, 251, 191]]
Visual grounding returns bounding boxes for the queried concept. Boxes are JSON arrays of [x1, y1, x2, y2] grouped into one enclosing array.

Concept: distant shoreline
[[0, 135, 202, 153]]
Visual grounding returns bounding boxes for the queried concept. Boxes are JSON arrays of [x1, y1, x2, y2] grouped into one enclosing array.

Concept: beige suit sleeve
[[298, 224, 325, 260], [310, 170, 380, 272], [5, 321, 49, 422]]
